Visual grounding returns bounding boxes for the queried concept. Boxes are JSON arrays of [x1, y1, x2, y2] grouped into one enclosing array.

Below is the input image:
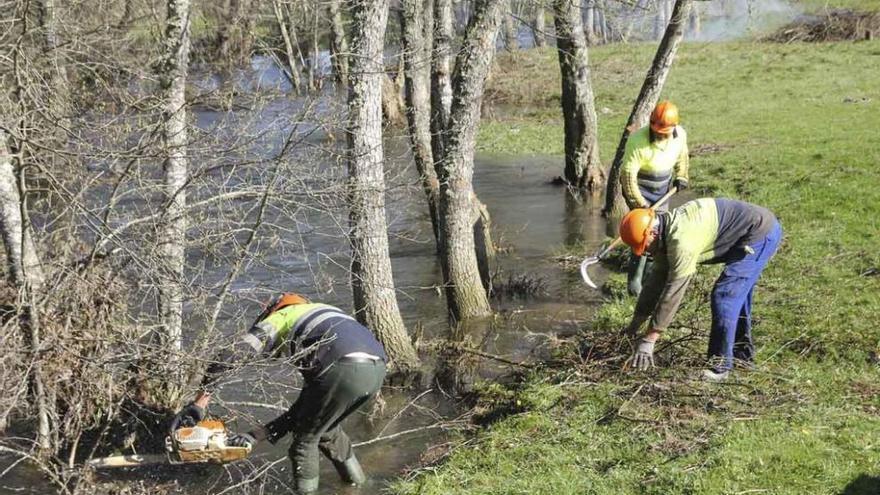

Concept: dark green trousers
[[287, 358, 385, 491]]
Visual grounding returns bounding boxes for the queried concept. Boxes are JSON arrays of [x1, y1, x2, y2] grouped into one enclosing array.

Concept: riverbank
[[391, 25, 880, 495]]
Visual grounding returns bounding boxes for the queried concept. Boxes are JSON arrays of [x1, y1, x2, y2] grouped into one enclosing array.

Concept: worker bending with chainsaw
[[619, 198, 782, 381], [620, 100, 690, 296], [171, 294, 387, 494]]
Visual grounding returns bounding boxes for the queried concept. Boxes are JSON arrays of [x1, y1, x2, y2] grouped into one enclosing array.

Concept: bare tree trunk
[[553, 0, 604, 192], [157, 0, 192, 358], [348, 0, 420, 371], [328, 0, 350, 87], [688, 1, 700, 38], [382, 73, 406, 125], [584, 0, 597, 45], [6, 6, 52, 453], [596, 0, 608, 43], [531, 4, 546, 47], [0, 132, 44, 291], [273, 0, 304, 93], [502, 0, 518, 50], [308, 5, 320, 92], [603, 0, 691, 216], [431, 0, 454, 163], [435, 0, 504, 321], [400, 0, 442, 251], [39, 0, 70, 127], [217, 0, 253, 66], [622, 0, 650, 41], [309, 5, 324, 91]]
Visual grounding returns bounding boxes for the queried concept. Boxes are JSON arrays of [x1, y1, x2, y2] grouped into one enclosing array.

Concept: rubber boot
[[333, 455, 367, 485], [294, 476, 319, 495], [627, 254, 648, 296]]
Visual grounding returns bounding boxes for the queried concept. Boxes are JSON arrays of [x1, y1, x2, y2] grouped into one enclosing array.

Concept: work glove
[[227, 432, 257, 449], [169, 402, 206, 433], [673, 178, 688, 191], [627, 338, 656, 371]]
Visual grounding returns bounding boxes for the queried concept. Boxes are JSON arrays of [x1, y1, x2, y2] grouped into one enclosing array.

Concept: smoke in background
[[690, 0, 802, 41]]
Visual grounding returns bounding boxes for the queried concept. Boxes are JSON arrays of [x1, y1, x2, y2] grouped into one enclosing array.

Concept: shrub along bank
[[391, 33, 880, 495]]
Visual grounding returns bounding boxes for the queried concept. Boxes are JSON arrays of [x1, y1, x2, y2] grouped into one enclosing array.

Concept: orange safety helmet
[[650, 101, 680, 135], [254, 293, 309, 323], [619, 208, 657, 256]]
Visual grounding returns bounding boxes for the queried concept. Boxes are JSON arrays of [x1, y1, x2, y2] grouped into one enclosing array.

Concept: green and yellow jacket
[[634, 198, 778, 331], [620, 125, 689, 208]]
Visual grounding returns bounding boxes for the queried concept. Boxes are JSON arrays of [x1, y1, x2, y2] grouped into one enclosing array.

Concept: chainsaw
[[87, 420, 251, 468]]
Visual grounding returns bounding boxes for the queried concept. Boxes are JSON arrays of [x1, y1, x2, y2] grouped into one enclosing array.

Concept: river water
[[1, 58, 613, 495]]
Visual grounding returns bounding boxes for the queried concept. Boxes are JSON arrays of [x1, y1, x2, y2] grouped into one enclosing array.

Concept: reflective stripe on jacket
[[620, 125, 689, 208], [244, 303, 386, 375]]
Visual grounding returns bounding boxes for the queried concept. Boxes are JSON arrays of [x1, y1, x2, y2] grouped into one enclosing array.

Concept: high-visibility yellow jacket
[[620, 125, 689, 209]]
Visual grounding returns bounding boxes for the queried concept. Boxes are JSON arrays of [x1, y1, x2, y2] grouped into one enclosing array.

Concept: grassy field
[[392, 31, 880, 495]]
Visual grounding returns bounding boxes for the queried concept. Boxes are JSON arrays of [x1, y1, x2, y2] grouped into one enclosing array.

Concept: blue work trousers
[[707, 222, 782, 372]]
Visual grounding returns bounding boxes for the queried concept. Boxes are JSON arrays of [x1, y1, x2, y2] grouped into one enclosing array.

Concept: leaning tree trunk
[[553, 0, 604, 192], [430, 0, 454, 163], [157, 0, 191, 360], [328, 0, 350, 87], [348, 0, 420, 371], [603, 0, 691, 217], [435, 0, 504, 321], [400, 0, 442, 251]]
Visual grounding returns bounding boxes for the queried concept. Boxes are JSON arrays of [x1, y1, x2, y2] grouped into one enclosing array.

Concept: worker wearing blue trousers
[[618, 198, 782, 381]]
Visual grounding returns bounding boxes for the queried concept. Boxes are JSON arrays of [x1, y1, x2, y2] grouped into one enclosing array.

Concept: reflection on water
[[0, 153, 618, 494]]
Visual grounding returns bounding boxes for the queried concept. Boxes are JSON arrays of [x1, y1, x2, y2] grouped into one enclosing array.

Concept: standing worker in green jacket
[[618, 198, 782, 381], [170, 294, 387, 494], [620, 101, 690, 296]]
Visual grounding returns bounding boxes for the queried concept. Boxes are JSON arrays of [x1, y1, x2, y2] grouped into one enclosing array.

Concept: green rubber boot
[[627, 254, 648, 296], [333, 455, 367, 485], [294, 476, 319, 495]]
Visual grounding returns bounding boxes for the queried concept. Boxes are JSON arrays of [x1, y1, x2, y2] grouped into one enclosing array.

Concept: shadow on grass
[[840, 474, 880, 495]]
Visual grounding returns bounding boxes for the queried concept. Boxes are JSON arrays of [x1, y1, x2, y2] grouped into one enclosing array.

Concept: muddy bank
[[764, 9, 879, 42]]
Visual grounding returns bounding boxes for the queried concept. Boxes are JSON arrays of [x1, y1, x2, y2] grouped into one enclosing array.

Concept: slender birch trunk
[[400, 0, 442, 250], [553, 0, 603, 192], [348, 0, 420, 370], [603, 0, 691, 216], [157, 0, 192, 356], [435, 0, 504, 321]]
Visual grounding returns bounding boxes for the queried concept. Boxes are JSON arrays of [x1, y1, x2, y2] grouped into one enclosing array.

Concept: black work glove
[[169, 402, 206, 433], [673, 178, 688, 191], [227, 432, 257, 449]]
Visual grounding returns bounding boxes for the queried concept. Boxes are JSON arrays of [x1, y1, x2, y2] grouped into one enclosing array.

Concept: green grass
[[799, 0, 880, 12], [393, 39, 880, 495]]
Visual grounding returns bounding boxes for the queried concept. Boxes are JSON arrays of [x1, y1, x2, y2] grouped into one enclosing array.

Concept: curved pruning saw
[[580, 187, 678, 289], [87, 420, 251, 468]]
